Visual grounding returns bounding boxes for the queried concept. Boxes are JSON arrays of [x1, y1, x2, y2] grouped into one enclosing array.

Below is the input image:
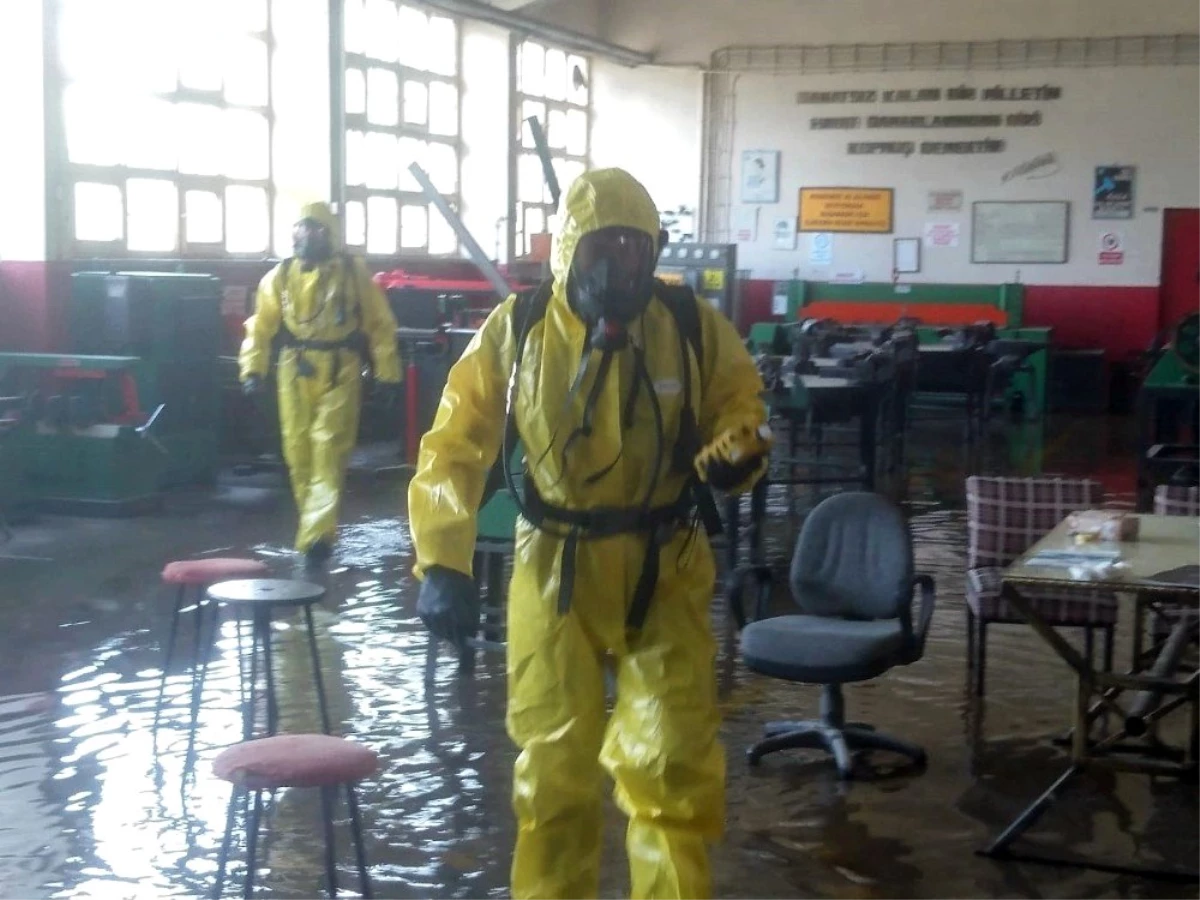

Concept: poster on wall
[[971, 201, 1070, 264], [809, 232, 833, 265], [772, 217, 797, 250], [740, 150, 780, 203], [798, 188, 894, 233], [734, 206, 759, 243], [1093, 166, 1135, 220], [928, 190, 964, 212], [1098, 231, 1125, 265], [924, 222, 961, 248]]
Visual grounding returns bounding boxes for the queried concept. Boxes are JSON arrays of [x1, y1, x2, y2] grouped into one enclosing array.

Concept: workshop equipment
[[657, 242, 740, 322], [1136, 311, 1200, 509]]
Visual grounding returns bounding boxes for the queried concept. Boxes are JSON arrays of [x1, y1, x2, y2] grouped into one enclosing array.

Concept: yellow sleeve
[[407, 297, 515, 580], [238, 265, 284, 381], [355, 260, 402, 383], [697, 303, 768, 483]]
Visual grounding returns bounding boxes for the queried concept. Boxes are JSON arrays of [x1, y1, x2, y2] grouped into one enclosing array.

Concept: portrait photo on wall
[[740, 150, 780, 203]]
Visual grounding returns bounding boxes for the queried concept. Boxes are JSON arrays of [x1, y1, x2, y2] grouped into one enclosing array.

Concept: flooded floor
[[0, 414, 1195, 899]]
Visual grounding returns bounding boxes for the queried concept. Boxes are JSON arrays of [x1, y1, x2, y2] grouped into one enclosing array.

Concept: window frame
[[49, 0, 277, 260], [510, 36, 591, 261], [341, 1, 464, 260]]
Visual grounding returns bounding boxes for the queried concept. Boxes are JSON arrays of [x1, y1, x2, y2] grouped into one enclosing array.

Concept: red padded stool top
[[213, 735, 380, 789], [162, 558, 270, 585]]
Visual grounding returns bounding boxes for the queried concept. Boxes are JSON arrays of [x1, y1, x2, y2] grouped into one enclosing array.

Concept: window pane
[[365, 0, 400, 62], [398, 138, 426, 191], [179, 21, 225, 92], [397, 6, 429, 70], [400, 205, 428, 250], [426, 142, 457, 195], [127, 178, 178, 252], [346, 130, 367, 186], [558, 159, 586, 194], [428, 82, 457, 136], [344, 0, 366, 54], [364, 132, 399, 189], [367, 68, 399, 126], [427, 16, 457, 77], [520, 42, 544, 96], [122, 97, 177, 170], [367, 196, 398, 255], [544, 49, 567, 101], [185, 190, 223, 244], [74, 183, 122, 242], [225, 185, 269, 253], [526, 206, 545, 238], [224, 110, 270, 180], [225, 37, 269, 106], [346, 68, 367, 116], [273, 194, 294, 257], [520, 100, 546, 148], [64, 85, 121, 166], [60, 0, 175, 93], [345, 200, 366, 247], [226, 0, 268, 33], [566, 108, 588, 157], [547, 108, 568, 150], [178, 103, 226, 176], [519, 154, 547, 204], [568, 55, 589, 105], [403, 81, 428, 127], [428, 206, 455, 254]]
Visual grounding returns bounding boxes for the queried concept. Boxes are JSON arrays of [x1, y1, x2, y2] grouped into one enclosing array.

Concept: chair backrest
[[1154, 484, 1200, 517], [965, 476, 1104, 569], [790, 491, 914, 621]]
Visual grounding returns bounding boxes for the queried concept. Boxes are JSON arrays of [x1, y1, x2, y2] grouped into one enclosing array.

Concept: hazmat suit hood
[[550, 168, 661, 287], [297, 201, 343, 253]]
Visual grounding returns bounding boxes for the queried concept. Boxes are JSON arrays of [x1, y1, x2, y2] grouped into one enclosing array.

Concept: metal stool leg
[[155, 585, 187, 736], [185, 598, 220, 780], [258, 609, 279, 736], [213, 785, 239, 899], [304, 604, 332, 735], [243, 789, 263, 899], [245, 609, 261, 738], [320, 786, 339, 897], [345, 783, 372, 898]]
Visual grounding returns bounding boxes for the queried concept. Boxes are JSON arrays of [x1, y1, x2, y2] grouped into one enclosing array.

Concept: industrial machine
[[1137, 311, 1200, 508], [0, 272, 223, 514], [657, 242, 739, 322]]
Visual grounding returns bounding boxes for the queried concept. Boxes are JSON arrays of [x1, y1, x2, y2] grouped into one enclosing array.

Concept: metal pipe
[[329, 0, 347, 209], [409, 163, 512, 300], [525, 117, 561, 209], [417, 0, 653, 67]]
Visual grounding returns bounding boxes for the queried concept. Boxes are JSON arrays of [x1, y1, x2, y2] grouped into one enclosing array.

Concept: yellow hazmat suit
[[408, 169, 766, 899], [239, 202, 401, 552]]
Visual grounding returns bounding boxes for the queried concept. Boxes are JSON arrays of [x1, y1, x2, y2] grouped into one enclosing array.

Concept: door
[[1159, 208, 1200, 335]]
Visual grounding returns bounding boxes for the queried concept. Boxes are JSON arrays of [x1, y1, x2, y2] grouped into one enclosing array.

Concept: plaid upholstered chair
[[1149, 485, 1199, 641], [965, 477, 1118, 697]]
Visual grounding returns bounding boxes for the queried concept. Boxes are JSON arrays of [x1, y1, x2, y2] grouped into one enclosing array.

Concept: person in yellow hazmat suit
[[240, 202, 401, 567], [408, 168, 771, 899]]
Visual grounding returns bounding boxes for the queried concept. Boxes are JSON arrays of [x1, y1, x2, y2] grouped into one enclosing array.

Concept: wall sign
[[928, 190, 964, 212], [809, 232, 833, 265], [924, 222, 961, 248], [1098, 231, 1125, 265], [799, 188, 894, 234], [772, 217, 797, 250], [740, 150, 780, 203], [1002, 152, 1060, 183], [971, 201, 1070, 264], [893, 238, 921, 274], [1093, 165, 1135, 220]]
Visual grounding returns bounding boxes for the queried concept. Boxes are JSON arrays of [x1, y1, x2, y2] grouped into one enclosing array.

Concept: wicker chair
[[965, 476, 1118, 697]]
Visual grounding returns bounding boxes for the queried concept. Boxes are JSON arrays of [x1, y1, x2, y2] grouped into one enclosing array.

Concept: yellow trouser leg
[[507, 527, 609, 899], [294, 352, 362, 552], [601, 543, 724, 900], [277, 354, 316, 518]]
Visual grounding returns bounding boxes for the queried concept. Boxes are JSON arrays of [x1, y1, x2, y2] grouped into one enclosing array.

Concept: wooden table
[[979, 513, 1199, 882]]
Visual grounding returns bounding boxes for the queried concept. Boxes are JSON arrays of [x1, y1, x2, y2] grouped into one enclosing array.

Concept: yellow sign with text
[[798, 188, 894, 234]]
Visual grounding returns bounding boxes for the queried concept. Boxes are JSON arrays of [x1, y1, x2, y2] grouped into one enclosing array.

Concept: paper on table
[[1025, 548, 1122, 568]]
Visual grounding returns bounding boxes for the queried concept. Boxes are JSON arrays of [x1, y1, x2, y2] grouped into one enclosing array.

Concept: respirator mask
[[293, 217, 334, 268], [567, 226, 657, 349]]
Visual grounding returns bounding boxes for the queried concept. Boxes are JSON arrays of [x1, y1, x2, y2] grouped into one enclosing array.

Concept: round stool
[[205, 579, 331, 740], [212, 734, 378, 899], [156, 558, 271, 769]]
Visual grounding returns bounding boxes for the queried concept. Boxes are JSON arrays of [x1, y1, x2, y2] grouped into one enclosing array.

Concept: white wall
[[590, 61, 703, 220], [603, 0, 1200, 63], [724, 66, 1199, 284], [0, 0, 46, 261]]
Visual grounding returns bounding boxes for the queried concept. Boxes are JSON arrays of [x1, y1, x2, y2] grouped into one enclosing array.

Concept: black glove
[[706, 455, 766, 492], [416, 566, 481, 648], [242, 375, 264, 397]]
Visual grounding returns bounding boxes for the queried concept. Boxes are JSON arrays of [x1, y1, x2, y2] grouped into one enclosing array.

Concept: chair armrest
[[905, 574, 936, 662], [725, 565, 774, 631]]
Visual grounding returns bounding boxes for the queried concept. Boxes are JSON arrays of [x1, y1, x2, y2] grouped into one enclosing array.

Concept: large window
[[57, 0, 274, 257], [343, 0, 460, 256], [514, 40, 590, 257]]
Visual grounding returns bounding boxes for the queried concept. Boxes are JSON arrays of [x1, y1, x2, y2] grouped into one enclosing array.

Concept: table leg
[[258, 609, 278, 736], [749, 477, 768, 566], [979, 764, 1081, 858], [246, 610, 260, 738], [304, 604, 333, 735]]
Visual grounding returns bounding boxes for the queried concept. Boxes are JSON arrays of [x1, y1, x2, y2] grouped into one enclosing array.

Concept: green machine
[[1137, 312, 1199, 509], [0, 272, 223, 514]]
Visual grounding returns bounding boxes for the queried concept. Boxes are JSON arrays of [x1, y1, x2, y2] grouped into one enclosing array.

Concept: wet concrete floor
[[0, 414, 1195, 898]]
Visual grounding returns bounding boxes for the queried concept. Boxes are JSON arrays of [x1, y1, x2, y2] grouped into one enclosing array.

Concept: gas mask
[[293, 217, 334, 268], [567, 227, 657, 349]]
